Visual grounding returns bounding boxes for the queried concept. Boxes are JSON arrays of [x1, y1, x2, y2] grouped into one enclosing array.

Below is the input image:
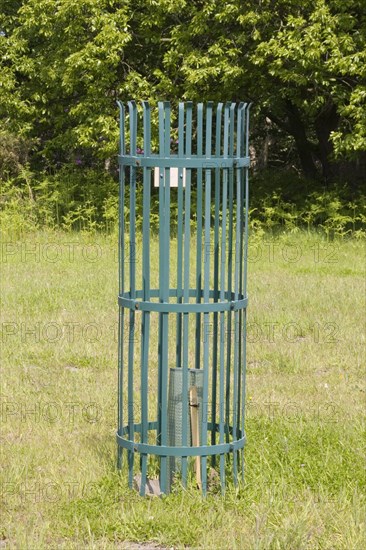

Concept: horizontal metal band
[[119, 297, 247, 313], [118, 288, 248, 313], [119, 154, 250, 169], [116, 422, 245, 457], [118, 421, 240, 436]]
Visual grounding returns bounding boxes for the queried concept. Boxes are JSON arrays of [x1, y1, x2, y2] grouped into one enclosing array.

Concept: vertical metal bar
[[127, 100, 137, 488], [237, 103, 247, 480], [117, 101, 125, 470], [219, 102, 230, 492], [159, 102, 171, 494], [176, 103, 185, 370], [157, 102, 165, 451], [225, 103, 236, 445], [118, 310, 124, 471], [182, 101, 193, 486], [243, 104, 251, 295], [195, 103, 204, 370], [232, 103, 244, 486], [211, 103, 223, 459], [139, 101, 151, 495], [201, 101, 213, 495], [241, 103, 251, 481]]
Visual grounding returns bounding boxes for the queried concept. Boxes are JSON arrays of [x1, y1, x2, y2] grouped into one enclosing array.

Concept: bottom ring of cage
[[116, 422, 246, 495]]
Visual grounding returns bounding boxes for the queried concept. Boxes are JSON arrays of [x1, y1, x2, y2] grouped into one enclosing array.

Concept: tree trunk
[[285, 101, 318, 180], [268, 101, 318, 179], [315, 103, 339, 182], [257, 117, 272, 170]]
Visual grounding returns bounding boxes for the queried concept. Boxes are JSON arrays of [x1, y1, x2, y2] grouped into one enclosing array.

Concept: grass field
[[1, 230, 365, 549]]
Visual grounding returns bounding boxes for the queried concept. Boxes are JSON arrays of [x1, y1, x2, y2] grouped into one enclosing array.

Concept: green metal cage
[[116, 101, 251, 496]]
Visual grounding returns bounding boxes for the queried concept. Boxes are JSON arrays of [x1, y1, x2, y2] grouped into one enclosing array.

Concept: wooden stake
[[189, 386, 202, 490]]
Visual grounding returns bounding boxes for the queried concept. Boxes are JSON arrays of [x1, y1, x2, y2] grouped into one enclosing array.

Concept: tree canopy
[[159, 0, 366, 178], [1, 0, 365, 182]]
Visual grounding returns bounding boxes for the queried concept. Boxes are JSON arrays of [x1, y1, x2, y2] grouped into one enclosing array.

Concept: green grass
[[0, 230, 365, 549]]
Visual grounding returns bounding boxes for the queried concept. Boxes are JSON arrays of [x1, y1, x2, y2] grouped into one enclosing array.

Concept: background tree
[[0, 0, 364, 233], [159, 0, 366, 181], [0, 0, 167, 169]]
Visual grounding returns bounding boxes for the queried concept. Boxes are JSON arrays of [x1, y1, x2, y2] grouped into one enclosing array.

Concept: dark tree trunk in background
[[267, 100, 364, 184], [290, 124, 318, 180], [315, 102, 339, 182], [285, 101, 318, 180], [257, 117, 273, 170]]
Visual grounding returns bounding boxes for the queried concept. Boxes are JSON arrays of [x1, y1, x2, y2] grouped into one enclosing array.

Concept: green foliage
[[0, 0, 161, 165], [332, 85, 366, 157], [0, 0, 365, 235], [1, 165, 364, 239], [0, 176, 39, 235], [0, 166, 118, 235], [1, 0, 365, 175], [160, 0, 366, 176], [250, 171, 365, 238], [252, 0, 366, 159], [0, 131, 32, 179]]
